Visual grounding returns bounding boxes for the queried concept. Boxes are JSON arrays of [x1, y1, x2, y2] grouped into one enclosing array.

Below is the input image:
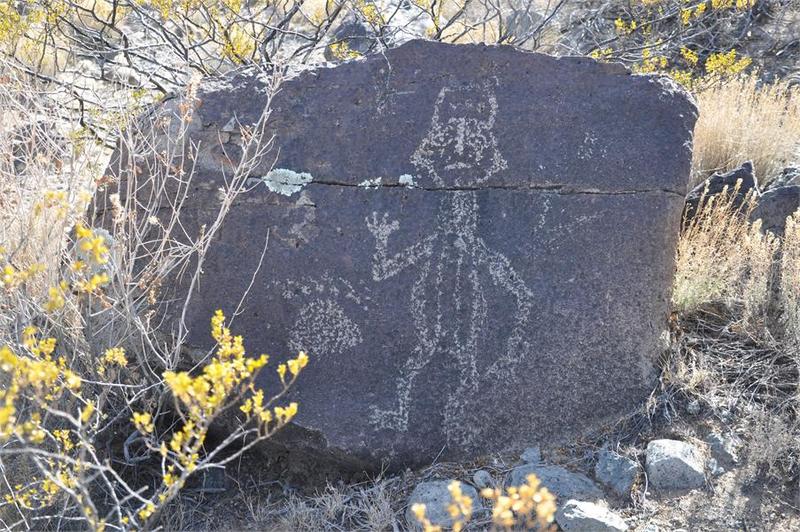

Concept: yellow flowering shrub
[[0, 91, 306, 527], [1, 300, 307, 529], [482, 474, 557, 530], [590, 0, 758, 91]]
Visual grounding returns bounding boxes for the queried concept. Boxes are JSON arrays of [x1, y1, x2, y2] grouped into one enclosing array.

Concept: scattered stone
[[645, 439, 706, 492], [750, 185, 800, 235], [595, 449, 639, 497], [764, 166, 799, 190], [684, 161, 758, 224], [508, 464, 604, 502], [706, 431, 741, 466], [472, 470, 493, 490], [101, 39, 697, 469], [555, 500, 629, 532], [405, 480, 482, 529], [707, 457, 726, 477], [521, 446, 542, 464]]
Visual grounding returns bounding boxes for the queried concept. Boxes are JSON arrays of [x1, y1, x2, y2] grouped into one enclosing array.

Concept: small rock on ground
[[405, 480, 482, 528], [646, 439, 705, 492], [684, 161, 758, 224], [521, 446, 542, 463], [556, 499, 628, 531], [706, 431, 741, 466], [595, 449, 639, 497], [508, 464, 603, 502], [472, 469, 493, 489]]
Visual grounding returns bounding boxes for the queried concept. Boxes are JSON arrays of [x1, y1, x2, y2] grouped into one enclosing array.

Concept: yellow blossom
[[132, 412, 154, 433], [102, 347, 127, 367]]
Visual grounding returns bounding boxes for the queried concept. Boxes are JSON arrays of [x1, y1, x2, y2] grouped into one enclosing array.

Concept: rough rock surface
[[706, 431, 741, 467], [405, 480, 481, 528], [100, 40, 697, 469], [750, 185, 800, 235], [764, 167, 799, 191], [508, 464, 604, 502], [521, 446, 542, 464], [556, 500, 629, 531], [646, 440, 705, 492], [595, 449, 639, 497], [472, 470, 493, 489], [684, 162, 758, 224]]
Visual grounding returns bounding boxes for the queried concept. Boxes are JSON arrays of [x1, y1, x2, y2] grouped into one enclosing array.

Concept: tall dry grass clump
[[780, 215, 800, 352], [673, 187, 779, 329], [691, 73, 800, 185]]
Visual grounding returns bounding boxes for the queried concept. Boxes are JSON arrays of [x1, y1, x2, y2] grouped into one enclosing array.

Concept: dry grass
[[780, 215, 800, 353], [692, 73, 800, 185], [673, 187, 779, 330], [669, 175, 800, 488]]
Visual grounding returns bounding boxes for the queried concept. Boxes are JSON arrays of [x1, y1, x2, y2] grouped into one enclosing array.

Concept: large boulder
[[99, 40, 697, 470]]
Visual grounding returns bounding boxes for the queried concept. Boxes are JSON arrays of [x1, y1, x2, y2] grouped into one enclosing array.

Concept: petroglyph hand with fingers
[[366, 212, 399, 245]]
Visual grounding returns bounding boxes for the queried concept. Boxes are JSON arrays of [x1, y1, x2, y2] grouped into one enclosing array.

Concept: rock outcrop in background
[[101, 40, 697, 470]]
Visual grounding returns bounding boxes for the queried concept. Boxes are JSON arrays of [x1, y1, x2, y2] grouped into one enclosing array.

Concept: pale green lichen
[[358, 177, 382, 189], [262, 168, 313, 196], [399, 174, 416, 187]]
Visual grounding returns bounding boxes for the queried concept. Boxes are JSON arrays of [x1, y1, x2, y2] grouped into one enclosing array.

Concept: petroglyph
[[283, 273, 365, 360], [107, 40, 698, 469], [366, 83, 534, 448]]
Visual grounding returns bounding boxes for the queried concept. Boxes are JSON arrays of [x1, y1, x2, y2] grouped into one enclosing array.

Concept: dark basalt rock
[[99, 40, 697, 471], [751, 185, 800, 235], [684, 161, 758, 225], [764, 167, 799, 191]]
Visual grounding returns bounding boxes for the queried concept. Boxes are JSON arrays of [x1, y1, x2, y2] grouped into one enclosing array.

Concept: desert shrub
[[692, 73, 800, 184], [584, 3, 800, 184], [0, 0, 569, 111], [673, 185, 778, 327], [271, 481, 398, 531], [780, 215, 800, 352], [0, 66, 308, 531], [586, 0, 759, 80]]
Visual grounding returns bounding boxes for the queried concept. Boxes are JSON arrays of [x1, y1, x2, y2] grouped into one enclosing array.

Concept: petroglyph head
[[411, 83, 508, 187]]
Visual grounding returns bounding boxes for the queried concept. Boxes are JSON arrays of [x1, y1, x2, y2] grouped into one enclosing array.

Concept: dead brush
[[669, 181, 800, 484], [673, 183, 779, 331], [0, 64, 315, 532], [691, 73, 800, 185]]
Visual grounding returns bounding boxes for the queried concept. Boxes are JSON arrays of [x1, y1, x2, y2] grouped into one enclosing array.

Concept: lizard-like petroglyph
[[366, 83, 535, 447]]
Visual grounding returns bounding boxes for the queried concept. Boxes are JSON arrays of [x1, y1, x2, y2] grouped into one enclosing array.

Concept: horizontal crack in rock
[[306, 179, 685, 198]]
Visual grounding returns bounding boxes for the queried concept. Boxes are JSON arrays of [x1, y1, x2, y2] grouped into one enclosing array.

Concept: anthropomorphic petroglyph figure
[[366, 83, 535, 447]]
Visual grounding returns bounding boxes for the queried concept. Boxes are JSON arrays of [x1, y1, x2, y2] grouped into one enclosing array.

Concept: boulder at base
[[101, 40, 697, 470]]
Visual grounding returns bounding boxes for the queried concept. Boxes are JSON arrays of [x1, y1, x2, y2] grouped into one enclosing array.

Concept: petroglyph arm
[[365, 212, 435, 281]]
